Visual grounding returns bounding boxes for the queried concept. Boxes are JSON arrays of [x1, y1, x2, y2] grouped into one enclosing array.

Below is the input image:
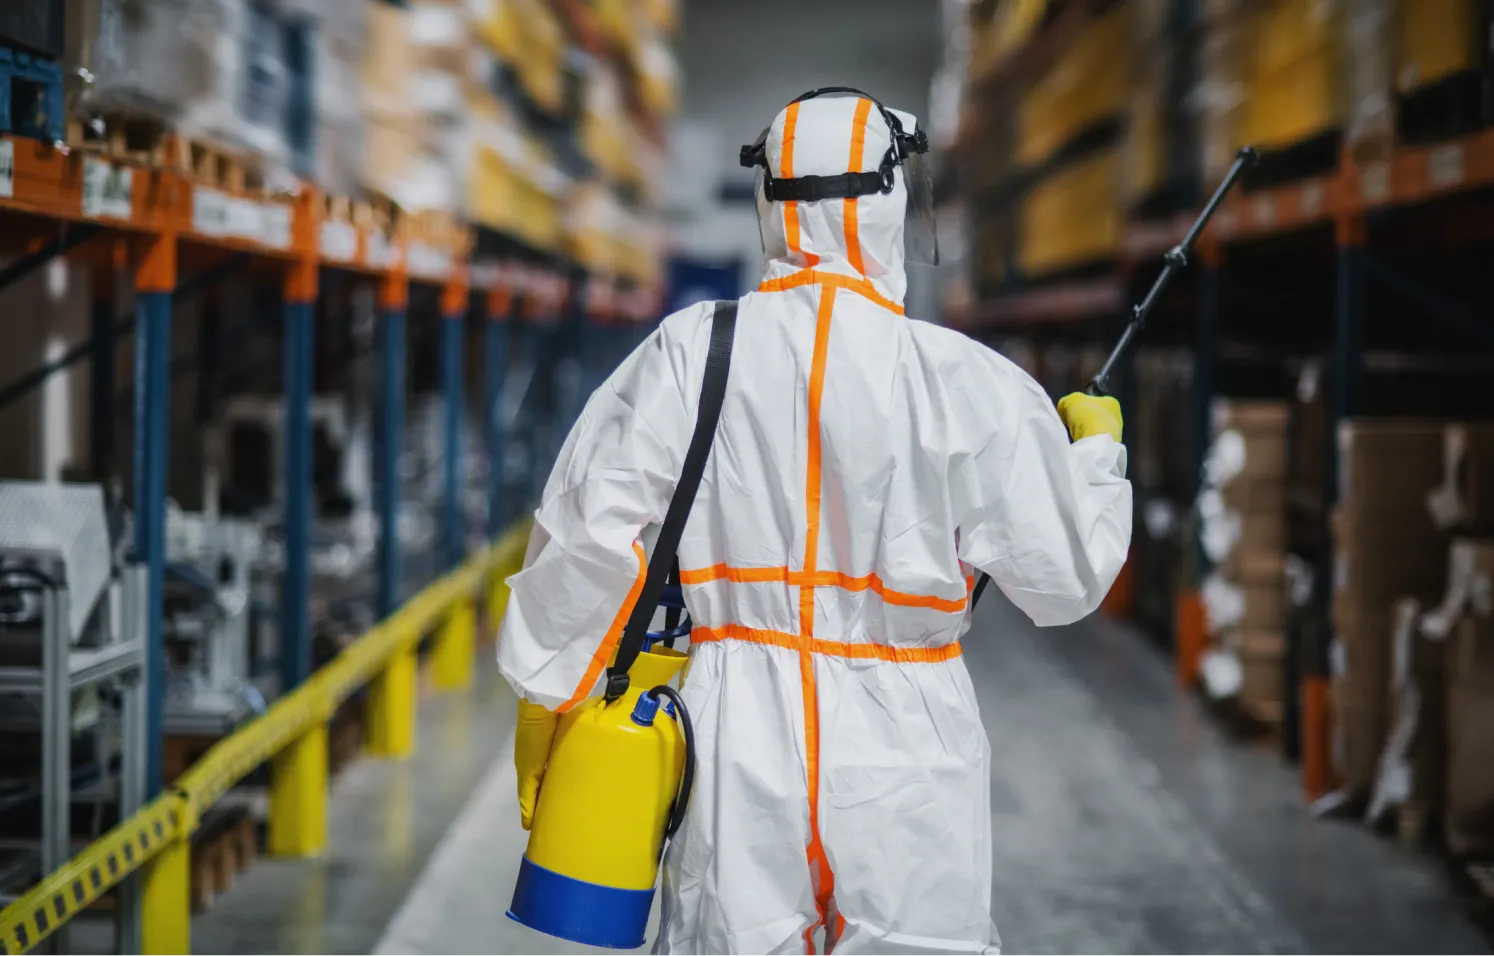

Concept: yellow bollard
[[366, 645, 417, 758], [431, 596, 476, 691], [140, 834, 190, 955], [269, 723, 328, 857]]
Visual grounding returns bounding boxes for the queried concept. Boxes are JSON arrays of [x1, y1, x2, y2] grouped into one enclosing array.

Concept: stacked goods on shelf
[[1366, 426, 1494, 837], [1445, 542, 1494, 857], [1329, 422, 1449, 804], [468, 110, 567, 252], [1199, 400, 1289, 726], [476, 0, 567, 115], [1017, 147, 1119, 277], [1121, 0, 1200, 216], [970, 110, 1017, 296], [285, 0, 365, 196], [1196, 0, 1344, 187], [1342, 0, 1395, 160], [360, 0, 421, 208], [391, 0, 473, 214], [1341, 0, 1494, 158], [967, 0, 1049, 82], [65, 0, 299, 179], [1012, 6, 1128, 278], [1392, 0, 1492, 146], [1015, 4, 1127, 168]]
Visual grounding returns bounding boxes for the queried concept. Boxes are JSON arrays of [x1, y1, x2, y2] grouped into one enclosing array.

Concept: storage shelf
[[0, 135, 468, 285]]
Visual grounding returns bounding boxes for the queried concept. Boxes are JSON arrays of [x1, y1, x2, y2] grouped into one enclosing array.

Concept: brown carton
[[1331, 509, 1448, 605], [1446, 614, 1494, 857], [1336, 420, 1446, 517], [1241, 581, 1285, 630], [1223, 475, 1287, 516], [1237, 512, 1286, 555], [1238, 628, 1285, 721]]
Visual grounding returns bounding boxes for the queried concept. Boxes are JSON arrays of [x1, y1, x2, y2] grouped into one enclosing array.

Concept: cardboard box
[[363, 0, 414, 120], [1223, 475, 1287, 516], [1337, 420, 1446, 516], [1331, 509, 1449, 604], [1214, 399, 1289, 435], [1215, 400, 1289, 479], [1226, 547, 1286, 585], [1333, 599, 1400, 798], [1334, 687, 1391, 798], [1236, 512, 1286, 555], [1446, 614, 1494, 857], [1233, 629, 1285, 723], [1241, 581, 1286, 630]]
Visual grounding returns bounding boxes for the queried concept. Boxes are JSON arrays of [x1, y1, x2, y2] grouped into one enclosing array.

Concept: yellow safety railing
[[0, 522, 531, 956]]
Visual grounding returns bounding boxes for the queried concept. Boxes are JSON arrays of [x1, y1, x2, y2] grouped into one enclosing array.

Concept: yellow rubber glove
[[1056, 393, 1124, 443], [515, 699, 559, 830]]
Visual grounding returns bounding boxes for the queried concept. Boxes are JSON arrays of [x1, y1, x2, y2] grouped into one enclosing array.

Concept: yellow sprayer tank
[[507, 647, 689, 949]]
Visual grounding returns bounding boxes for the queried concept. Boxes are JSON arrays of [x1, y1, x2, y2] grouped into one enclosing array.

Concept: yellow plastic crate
[[1018, 149, 1120, 276], [1235, 0, 1343, 150], [1016, 5, 1129, 166], [1120, 59, 1167, 209], [1397, 0, 1475, 92]]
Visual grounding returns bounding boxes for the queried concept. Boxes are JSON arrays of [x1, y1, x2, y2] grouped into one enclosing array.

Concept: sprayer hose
[[646, 684, 695, 848]]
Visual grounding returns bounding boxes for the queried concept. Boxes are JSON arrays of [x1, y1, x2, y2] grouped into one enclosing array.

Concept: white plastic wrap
[[66, 0, 223, 121], [1202, 571, 1246, 633], [1342, 0, 1394, 156], [176, 0, 291, 170]]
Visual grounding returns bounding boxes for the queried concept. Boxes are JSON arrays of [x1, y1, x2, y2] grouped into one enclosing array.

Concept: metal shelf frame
[[0, 130, 558, 803]]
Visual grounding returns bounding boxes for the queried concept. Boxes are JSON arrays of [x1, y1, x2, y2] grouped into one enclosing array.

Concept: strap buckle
[[604, 671, 630, 702]]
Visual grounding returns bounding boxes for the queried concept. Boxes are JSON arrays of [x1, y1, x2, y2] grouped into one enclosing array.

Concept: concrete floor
[[188, 598, 1492, 955]]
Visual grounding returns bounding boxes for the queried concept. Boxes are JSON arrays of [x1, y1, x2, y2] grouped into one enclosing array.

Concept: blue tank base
[[507, 854, 655, 950]]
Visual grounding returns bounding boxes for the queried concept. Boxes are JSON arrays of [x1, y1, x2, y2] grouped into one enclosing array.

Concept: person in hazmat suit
[[498, 89, 1132, 955]]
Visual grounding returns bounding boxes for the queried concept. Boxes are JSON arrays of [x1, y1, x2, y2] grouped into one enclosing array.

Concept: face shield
[[743, 88, 939, 267]]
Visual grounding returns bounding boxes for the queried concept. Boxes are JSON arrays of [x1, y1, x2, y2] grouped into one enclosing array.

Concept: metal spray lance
[[971, 146, 1259, 610]]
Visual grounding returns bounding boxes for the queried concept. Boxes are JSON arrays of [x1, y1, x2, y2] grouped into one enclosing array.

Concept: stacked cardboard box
[[1330, 421, 1449, 801], [1208, 400, 1290, 723], [1447, 543, 1494, 856]]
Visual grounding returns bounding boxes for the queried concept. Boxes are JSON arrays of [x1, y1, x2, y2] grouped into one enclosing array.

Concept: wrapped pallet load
[[1367, 423, 1494, 836], [1199, 400, 1289, 726], [361, 0, 417, 205], [65, 0, 221, 123], [1328, 421, 1449, 808], [282, 0, 366, 195]]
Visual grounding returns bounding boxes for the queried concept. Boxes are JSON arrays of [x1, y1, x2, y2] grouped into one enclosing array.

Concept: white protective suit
[[498, 96, 1132, 955]]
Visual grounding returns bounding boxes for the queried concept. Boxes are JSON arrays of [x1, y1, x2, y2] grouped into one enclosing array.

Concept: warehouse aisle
[[195, 600, 1491, 955]]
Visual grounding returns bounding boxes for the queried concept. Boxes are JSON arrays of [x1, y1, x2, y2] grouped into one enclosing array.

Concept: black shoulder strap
[[972, 572, 991, 609], [606, 300, 737, 699]]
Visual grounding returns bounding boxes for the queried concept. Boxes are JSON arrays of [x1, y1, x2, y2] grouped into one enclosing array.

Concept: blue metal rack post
[[281, 260, 317, 690], [377, 272, 409, 617], [91, 257, 116, 481], [133, 234, 176, 797], [484, 287, 511, 540], [440, 280, 468, 569]]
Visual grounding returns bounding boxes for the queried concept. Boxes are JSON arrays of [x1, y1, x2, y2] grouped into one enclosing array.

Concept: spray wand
[[971, 146, 1259, 609]]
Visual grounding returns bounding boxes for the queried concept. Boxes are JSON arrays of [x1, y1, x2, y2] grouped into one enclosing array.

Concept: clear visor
[[752, 152, 940, 267], [902, 149, 939, 267]]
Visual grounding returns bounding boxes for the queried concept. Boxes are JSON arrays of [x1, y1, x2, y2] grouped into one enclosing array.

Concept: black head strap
[[739, 86, 929, 204]]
